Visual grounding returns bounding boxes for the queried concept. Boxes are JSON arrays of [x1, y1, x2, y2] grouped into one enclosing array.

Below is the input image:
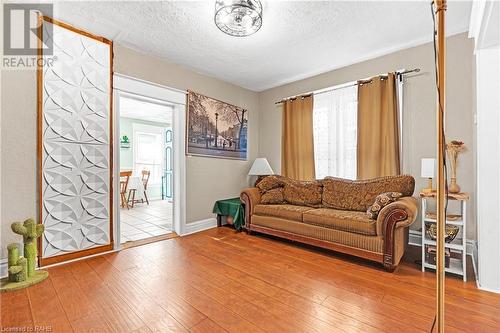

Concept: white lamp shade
[[421, 158, 435, 178], [248, 158, 274, 176]]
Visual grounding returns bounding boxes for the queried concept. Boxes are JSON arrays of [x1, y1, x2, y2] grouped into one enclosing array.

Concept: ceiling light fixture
[[214, 0, 263, 37]]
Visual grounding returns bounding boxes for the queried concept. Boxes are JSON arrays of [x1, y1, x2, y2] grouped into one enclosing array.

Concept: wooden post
[[434, 1, 447, 332]]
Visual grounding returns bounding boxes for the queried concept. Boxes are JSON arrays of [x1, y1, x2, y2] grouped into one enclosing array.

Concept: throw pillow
[[366, 192, 402, 220], [261, 188, 285, 204], [256, 175, 286, 192], [283, 181, 323, 207]]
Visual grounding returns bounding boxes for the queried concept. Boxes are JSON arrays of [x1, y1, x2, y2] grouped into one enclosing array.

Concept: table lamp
[[421, 158, 435, 193], [248, 158, 274, 186]]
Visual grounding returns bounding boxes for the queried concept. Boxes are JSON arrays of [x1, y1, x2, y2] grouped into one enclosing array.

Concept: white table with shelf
[[420, 191, 469, 281]]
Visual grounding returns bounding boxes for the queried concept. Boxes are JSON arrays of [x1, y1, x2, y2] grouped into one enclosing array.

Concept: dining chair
[[119, 171, 132, 209], [141, 170, 151, 205], [128, 169, 151, 208]]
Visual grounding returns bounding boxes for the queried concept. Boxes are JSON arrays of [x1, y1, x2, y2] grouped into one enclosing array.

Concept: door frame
[[113, 73, 186, 246]]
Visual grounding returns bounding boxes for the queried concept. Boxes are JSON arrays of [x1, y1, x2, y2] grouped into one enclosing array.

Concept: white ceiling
[[120, 95, 173, 124], [52, 1, 472, 91]]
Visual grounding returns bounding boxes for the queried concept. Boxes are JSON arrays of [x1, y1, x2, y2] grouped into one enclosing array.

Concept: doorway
[[118, 96, 174, 244], [113, 74, 186, 247]]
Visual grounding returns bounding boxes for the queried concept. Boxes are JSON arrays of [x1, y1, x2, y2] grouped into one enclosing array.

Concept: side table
[[420, 191, 469, 281], [212, 197, 245, 231]]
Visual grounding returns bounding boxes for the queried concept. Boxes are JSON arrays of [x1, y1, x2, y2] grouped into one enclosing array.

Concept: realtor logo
[[3, 3, 53, 55]]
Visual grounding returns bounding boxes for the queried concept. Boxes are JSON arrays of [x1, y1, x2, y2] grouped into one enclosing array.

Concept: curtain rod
[[274, 68, 420, 105]]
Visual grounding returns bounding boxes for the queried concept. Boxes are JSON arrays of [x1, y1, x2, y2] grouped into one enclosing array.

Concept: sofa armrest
[[376, 196, 418, 271], [376, 196, 418, 236], [240, 187, 261, 229]]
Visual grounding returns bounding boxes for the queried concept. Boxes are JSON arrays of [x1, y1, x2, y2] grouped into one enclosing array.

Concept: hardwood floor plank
[[50, 274, 98, 321], [149, 279, 265, 333], [70, 312, 113, 333], [27, 278, 66, 322], [90, 286, 146, 333], [84, 261, 185, 333], [0, 289, 33, 329], [34, 315, 74, 333], [190, 318, 227, 333], [130, 326, 154, 333]]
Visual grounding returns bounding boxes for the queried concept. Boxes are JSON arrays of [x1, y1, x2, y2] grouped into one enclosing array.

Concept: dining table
[[127, 176, 145, 202]]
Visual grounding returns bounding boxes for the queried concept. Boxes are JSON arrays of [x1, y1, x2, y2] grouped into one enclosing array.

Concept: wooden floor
[[2, 227, 500, 333]]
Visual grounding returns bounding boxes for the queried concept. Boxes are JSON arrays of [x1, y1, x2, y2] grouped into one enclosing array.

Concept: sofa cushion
[[257, 175, 287, 192], [302, 208, 377, 236], [322, 175, 415, 211], [254, 204, 314, 222], [366, 192, 402, 220], [283, 180, 323, 207], [261, 188, 285, 204], [252, 215, 384, 253]]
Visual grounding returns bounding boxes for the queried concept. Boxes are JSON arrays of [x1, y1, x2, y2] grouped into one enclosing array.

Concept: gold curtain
[[281, 95, 316, 180], [357, 73, 400, 180]]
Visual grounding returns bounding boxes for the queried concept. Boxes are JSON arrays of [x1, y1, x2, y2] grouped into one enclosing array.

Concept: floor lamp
[[434, 0, 447, 332]]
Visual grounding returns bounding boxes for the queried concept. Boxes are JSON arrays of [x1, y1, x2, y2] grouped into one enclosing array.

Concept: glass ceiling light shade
[[214, 0, 263, 37]]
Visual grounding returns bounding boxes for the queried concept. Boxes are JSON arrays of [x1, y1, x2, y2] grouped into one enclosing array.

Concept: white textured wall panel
[[41, 21, 112, 258]]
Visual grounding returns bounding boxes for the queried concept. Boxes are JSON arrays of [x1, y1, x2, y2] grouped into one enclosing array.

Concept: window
[[133, 125, 165, 185], [313, 85, 358, 180]]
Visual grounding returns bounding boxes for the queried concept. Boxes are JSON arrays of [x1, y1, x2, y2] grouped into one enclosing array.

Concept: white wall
[[0, 69, 38, 261], [472, 0, 500, 293], [476, 46, 500, 293]]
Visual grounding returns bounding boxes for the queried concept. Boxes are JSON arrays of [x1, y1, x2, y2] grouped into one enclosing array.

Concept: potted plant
[[120, 135, 130, 149]]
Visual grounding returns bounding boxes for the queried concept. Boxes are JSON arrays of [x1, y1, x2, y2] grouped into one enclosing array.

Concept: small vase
[[449, 177, 460, 193]]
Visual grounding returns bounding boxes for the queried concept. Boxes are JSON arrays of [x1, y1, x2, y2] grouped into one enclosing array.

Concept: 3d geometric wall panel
[[40, 20, 113, 258]]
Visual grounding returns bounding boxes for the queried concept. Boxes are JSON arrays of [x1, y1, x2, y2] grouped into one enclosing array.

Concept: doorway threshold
[[121, 232, 178, 250]]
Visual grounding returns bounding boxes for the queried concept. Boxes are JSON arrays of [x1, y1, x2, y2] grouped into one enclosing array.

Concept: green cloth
[[213, 197, 245, 231]]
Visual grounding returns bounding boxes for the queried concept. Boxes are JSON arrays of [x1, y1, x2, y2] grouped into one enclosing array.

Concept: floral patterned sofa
[[240, 175, 418, 271]]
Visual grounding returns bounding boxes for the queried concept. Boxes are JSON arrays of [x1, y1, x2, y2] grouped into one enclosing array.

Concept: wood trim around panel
[[37, 16, 114, 267], [39, 244, 114, 266], [41, 16, 112, 45], [36, 14, 44, 266], [109, 40, 114, 248]]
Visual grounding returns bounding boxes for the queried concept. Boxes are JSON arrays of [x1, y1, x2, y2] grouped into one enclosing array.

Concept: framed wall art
[[186, 91, 248, 160]]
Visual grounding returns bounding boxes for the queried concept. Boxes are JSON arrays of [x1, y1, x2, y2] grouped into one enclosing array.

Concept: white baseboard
[[408, 229, 479, 283], [478, 285, 500, 294], [181, 217, 217, 236], [0, 259, 7, 279]]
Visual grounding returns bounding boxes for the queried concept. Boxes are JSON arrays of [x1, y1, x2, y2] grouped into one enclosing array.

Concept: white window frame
[[132, 123, 166, 187]]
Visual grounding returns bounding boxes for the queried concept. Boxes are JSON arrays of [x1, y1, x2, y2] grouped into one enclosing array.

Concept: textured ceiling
[[52, 1, 472, 91], [120, 96, 172, 124]]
